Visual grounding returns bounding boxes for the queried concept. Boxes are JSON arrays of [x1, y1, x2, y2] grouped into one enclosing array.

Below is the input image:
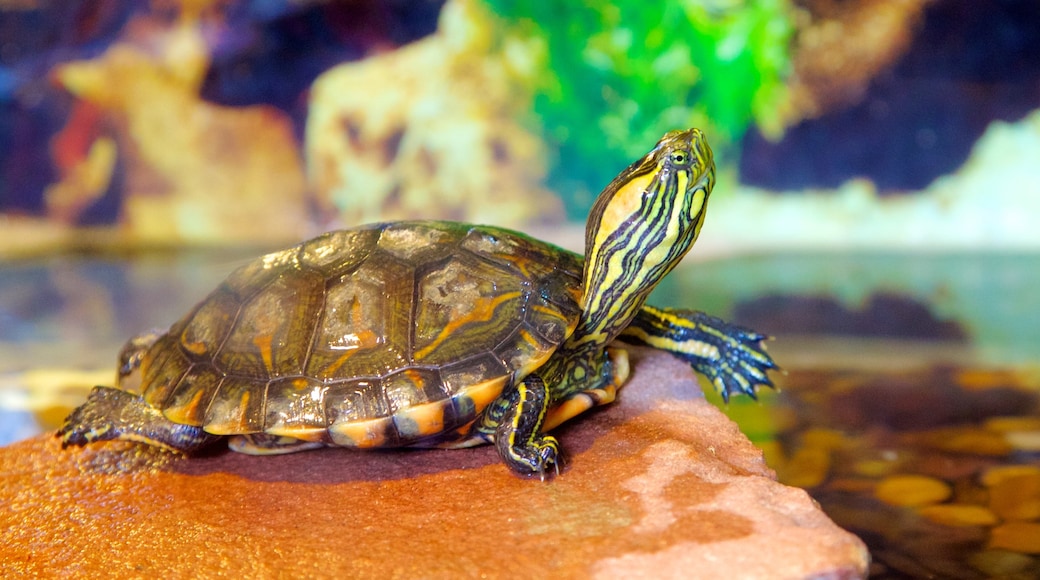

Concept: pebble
[[827, 478, 876, 494], [914, 428, 1012, 456], [968, 549, 1037, 576], [1005, 430, 1040, 451], [772, 366, 1040, 574], [951, 478, 990, 506], [988, 521, 1040, 554], [917, 504, 999, 527], [779, 447, 831, 489], [982, 465, 1040, 487], [801, 428, 851, 451], [874, 474, 952, 507], [984, 416, 1040, 432], [989, 473, 1040, 521], [851, 458, 897, 478], [955, 369, 1017, 390]]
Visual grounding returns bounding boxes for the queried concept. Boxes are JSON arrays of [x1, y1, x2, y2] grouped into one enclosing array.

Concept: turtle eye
[[669, 150, 690, 166]]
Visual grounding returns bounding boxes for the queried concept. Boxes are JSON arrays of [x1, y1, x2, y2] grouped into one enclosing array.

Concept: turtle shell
[[136, 222, 584, 448]]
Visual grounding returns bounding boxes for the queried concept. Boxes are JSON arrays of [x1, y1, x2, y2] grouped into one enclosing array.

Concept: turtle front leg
[[622, 306, 778, 402], [481, 374, 560, 477], [58, 386, 220, 453]]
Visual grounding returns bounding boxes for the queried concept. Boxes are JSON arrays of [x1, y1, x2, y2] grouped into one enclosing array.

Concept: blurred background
[[1, 1, 1039, 577]]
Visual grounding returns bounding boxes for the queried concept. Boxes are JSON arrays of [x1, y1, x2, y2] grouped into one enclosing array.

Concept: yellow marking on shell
[[414, 291, 522, 361], [518, 328, 536, 348], [202, 388, 254, 435], [530, 303, 566, 319], [403, 368, 427, 389], [263, 426, 327, 441], [394, 401, 446, 437], [459, 375, 510, 415], [182, 340, 208, 356], [322, 351, 354, 378], [530, 305, 579, 340], [507, 345, 558, 391], [328, 417, 393, 448], [320, 297, 381, 377], [253, 334, 275, 372], [490, 251, 537, 279], [163, 387, 208, 425]]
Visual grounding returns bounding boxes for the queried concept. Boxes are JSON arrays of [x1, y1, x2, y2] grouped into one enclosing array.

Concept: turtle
[[58, 128, 776, 477]]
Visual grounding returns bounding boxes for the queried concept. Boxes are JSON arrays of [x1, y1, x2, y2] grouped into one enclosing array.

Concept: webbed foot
[[58, 386, 219, 453], [624, 306, 779, 402]]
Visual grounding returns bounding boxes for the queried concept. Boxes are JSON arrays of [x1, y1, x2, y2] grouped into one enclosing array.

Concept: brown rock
[[0, 349, 868, 579], [51, 16, 309, 245]]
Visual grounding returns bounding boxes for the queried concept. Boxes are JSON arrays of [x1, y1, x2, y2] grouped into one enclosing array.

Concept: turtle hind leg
[[482, 374, 560, 478], [58, 386, 220, 453]]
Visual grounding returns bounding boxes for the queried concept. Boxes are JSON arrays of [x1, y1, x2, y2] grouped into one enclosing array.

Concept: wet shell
[[137, 222, 584, 448]]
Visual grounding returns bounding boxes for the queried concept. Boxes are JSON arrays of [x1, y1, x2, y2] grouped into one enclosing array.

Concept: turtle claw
[[488, 374, 564, 478], [534, 436, 562, 480], [57, 387, 123, 448], [497, 432, 561, 478], [623, 308, 779, 402], [540, 448, 564, 481]]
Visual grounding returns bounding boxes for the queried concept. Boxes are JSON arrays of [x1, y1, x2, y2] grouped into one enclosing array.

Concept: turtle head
[[574, 128, 715, 347]]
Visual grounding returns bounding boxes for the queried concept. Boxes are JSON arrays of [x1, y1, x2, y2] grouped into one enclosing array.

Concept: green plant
[[485, 0, 794, 217]]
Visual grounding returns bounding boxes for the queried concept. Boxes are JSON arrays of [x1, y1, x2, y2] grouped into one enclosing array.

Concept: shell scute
[[438, 353, 509, 395], [216, 267, 325, 378], [202, 375, 267, 435], [305, 254, 412, 380], [383, 368, 446, 412], [462, 225, 581, 283], [264, 376, 328, 439], [223, 246, 301, 299], [179, 286, 240, 359], [377, 222, 463, 264], [324, 379, 390, 425], [412, 250, 524, 366], [141, 334, 191, 408], [162, 362, 222, 426], [300, 227, 380, 278]]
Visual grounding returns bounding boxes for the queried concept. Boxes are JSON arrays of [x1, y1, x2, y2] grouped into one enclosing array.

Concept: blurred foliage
[[484, 0, 795, 217]]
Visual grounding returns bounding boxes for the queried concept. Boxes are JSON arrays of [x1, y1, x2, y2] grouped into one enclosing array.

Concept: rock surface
[[0, 349, 868, 579]]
